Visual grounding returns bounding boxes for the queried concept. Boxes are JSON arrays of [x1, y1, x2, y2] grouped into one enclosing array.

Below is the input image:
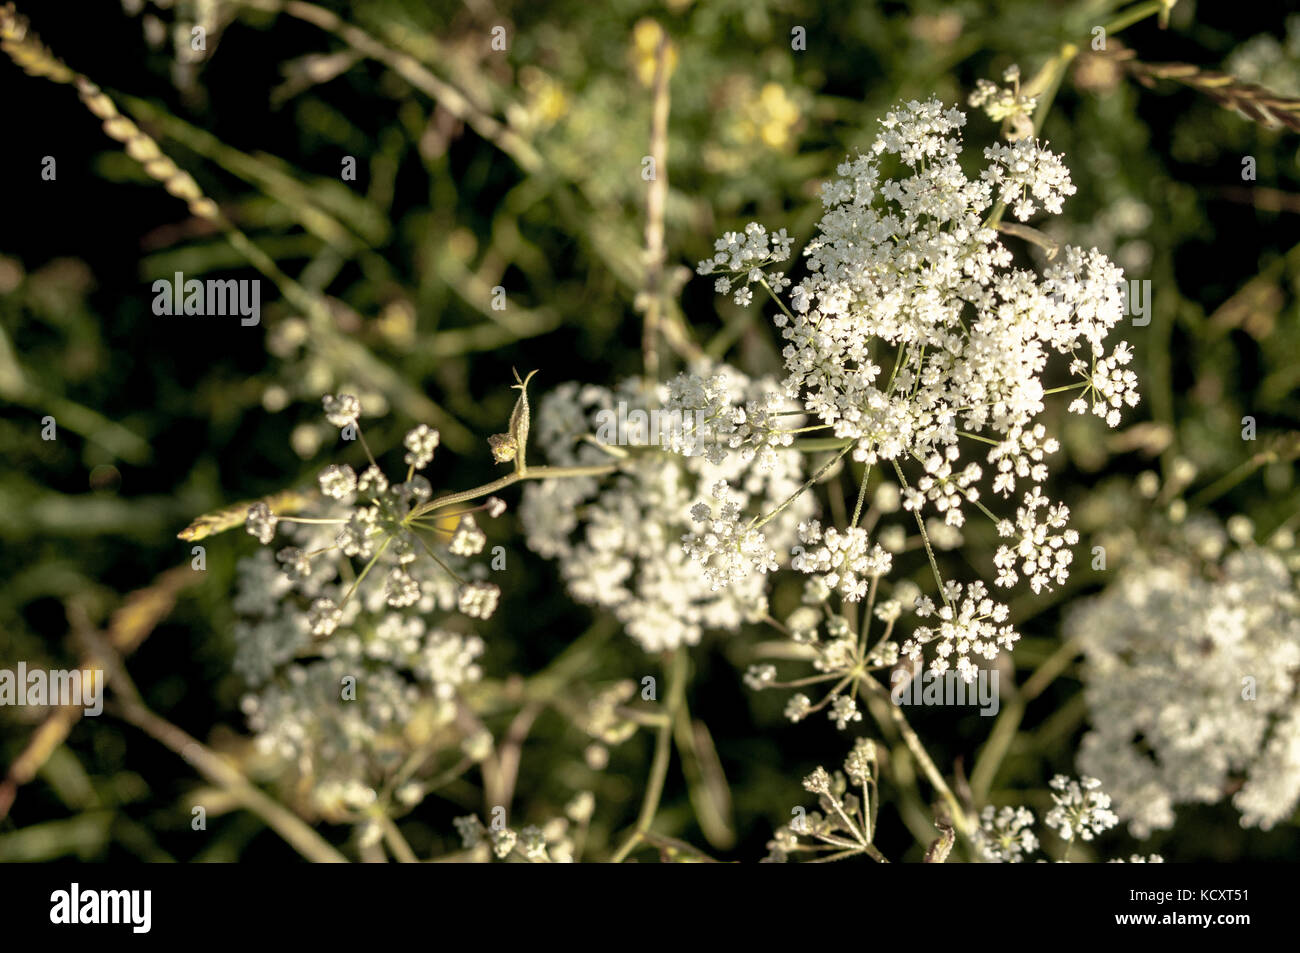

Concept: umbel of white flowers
[[1069, 516, 1300, 835], [521, 367, 812, 654], [233, 395, 507, 812], [685, 89, 1139, 683]]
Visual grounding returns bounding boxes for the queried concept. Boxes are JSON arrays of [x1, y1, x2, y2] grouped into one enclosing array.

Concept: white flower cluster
[[1068, 338, 1140, 427], [245, 394, 504, 624], [1044, 775, 1119, 842], [322, 393, 361, 428], [765, 738, 882, 862], [975, 776, 1150, 863], [403, 423, 440, 469], [746, 588, 908, 732], [1108, 854, 1167, 864], [968, 65, 1037, 129], [1068, 518, 1300, 835], [452, 812, 579, 863], [661, 367, 797, 469], [695, 222, 794, 307], [691, 94, 1139, 680], [774, 97, 1133, 469], [231, 395, 511, 809], [994, 485, 1079, 592], [684, 480, 781, 588], [904, 580, 1017, 682], [974, 805, 1039, 863], [792, 520, 892, 603], [969, 68, 1077, 220], [233, 533, 484, 811], [519, 367, 813, 653], [983, 138, 1076, 221]]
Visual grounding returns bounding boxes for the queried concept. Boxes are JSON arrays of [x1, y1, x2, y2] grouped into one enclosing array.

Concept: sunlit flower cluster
[[689, 95, 1139, 683]]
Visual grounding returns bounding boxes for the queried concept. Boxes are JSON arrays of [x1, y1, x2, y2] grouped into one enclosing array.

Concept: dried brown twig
[[1111, 49, 1300, 133]]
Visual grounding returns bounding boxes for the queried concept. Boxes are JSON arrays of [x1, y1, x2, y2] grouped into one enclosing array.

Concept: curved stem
[[113, 698, 348, 863], [611, 649, 689, 862], [752, 445, 850, 531], [891, 460, 949, 602], [409, 463, 618, 519], [860, 678, 974, 849]]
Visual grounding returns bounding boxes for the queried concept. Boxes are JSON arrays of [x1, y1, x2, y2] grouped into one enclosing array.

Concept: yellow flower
[[519, 66, 569, 127], [721, 81, 802, 153], [631, 19, 677, 87], [758, 82, 800, 148]]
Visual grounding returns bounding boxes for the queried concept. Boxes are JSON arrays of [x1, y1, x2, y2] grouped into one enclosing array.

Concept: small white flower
[[356, 465, 388, 496], [784, 693, 812, 723], [245, 502, 278, 545], [802, 766, 832, 795], [901, 580, 1017, 682], [982, 139, 1076, 220], [384, 568, 420, 607], [403, 424, 441, 469], [791, 520, 892, 602], [458, 581, 500, 619], [450, 515, 487, 556], [307, 597, 342, 637], [828, 694, 862, 730], [1045, 775, 1119, 842], [975, 805, 1039, 863], [454, 815, 485, 848], [490, 828, 517, 859], [322, 393, 360, 429], [681, 481, 780, 590], [318, 463, 357, 500], [275, 546, 312, 580]]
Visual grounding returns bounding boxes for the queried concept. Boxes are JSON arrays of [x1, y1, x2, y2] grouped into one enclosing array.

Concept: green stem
[[339, 535, 392, 606], [984, 0, 1169, 230], [860, 678, 974, 849], [794, 437, 855, 452], [113, 699, 348, 863], [752, 445, 851, 531], [1189, 447, 1291, 509], [409, 463, 618, 519], [611, 649, 689, 862], [379, 815, 418, 863], [1104, 0, 1170, 35], [760, 276, 798, 325], [970, 638, 1081, 801], [891, 460, 948, 602], [850, 464, 874, 527]]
